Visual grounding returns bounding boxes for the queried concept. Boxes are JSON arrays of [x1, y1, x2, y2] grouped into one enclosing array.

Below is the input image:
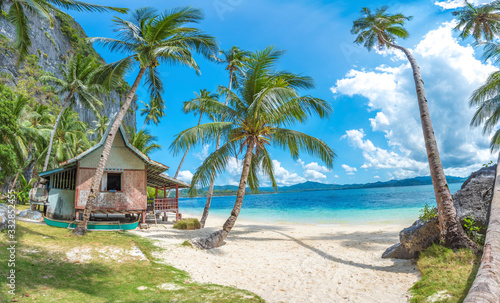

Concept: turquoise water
[[179, 183, 464, 225]]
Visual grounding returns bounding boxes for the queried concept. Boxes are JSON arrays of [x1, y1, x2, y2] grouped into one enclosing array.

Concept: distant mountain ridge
[[182, 176, 467, 197]]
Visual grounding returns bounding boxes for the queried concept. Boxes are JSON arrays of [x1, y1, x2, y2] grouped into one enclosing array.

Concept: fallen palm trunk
[[463, 153, 500, 302]]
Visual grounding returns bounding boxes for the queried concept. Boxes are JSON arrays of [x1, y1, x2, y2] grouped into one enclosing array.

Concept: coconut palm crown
[[452, 1, 500, 42], [1, 0, 127, 61], [170, 47, 335, 248], [351, 6, 411, 50]]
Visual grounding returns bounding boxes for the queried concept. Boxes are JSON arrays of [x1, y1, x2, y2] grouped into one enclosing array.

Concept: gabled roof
[[58, 121, 168, 172], [41, 116, 190, 189]]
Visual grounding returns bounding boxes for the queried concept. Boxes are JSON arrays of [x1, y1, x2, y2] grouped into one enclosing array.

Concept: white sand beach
[[132, 215, 419, 303]]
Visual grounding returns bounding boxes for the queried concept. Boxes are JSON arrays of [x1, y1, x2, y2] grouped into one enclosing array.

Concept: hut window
[[50, 168, 76, 190], [104, 173, 122, 192]]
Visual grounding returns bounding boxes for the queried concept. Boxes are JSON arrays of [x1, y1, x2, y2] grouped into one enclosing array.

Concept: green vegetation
[[409, 244, 480, 303], [174, 218, 202, 230], [0, 86, 20, 182], [418, 204, 438, 223], [463, 217, 485, 245], [0, 220, 262, 303]]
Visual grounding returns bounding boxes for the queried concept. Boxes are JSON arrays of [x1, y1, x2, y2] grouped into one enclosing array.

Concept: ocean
[[179, 183, 464, 225]]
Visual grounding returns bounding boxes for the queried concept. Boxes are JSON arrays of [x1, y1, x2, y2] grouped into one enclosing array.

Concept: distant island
[[180, 176, 467, 197]]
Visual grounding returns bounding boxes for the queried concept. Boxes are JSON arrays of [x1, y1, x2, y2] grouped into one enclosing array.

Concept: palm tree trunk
[[388, 42, 477, 252], [200, 73, 234, 228], [10, 169, 20, 192], [463, 152, 500, 302], [42, 93, 73, 172], [166, 112, 203, 198], [192, 139, 255, 249], [72, 67, 146, 236]]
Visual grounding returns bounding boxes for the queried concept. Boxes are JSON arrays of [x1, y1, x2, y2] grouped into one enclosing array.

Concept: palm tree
[[168, 89, 219, 199], [92, 111, 109, 142], [127, 127, 162, 156], [0, 0, 127, 61], [52, 108, 92, 164], [201, 46, 251, 228], [171, 47, 335, 249], [352, 7, 477, 251], [139, 100, 166, 131], [41, 54, 104, 172], [72, 7, 217, 235], [452, 1, 500, 42]]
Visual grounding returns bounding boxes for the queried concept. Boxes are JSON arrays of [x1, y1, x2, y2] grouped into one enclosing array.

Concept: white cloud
[[374, 176, 380, 179], [298, 158, 330, 173], [434, 0, 493, 9], [195, 144, 211, 161], [341, 164, 357, 175], [177, 170, 193, 183], [303, 169, 327, 182], [333, 22, 497, 178], [272, 160, 306, 186]]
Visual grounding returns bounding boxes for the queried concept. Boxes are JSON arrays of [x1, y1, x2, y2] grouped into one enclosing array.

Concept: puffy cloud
[[298, 158, 330, 173], [303, 169, 327, 182], [434, 0, 493, 9], [195, 144, 211, 161], [341, 164, 357, 175], [177, 170, 193, 183], [272, 160, 306, 186], [333, 22, 497, 178], [374, 176, 380, 179]]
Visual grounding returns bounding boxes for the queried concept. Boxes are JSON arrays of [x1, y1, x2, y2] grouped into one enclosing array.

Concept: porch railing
[[153, 198, 178, 213]]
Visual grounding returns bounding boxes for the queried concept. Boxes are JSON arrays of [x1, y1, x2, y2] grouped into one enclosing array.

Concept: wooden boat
[[43, 216, 139, 231]]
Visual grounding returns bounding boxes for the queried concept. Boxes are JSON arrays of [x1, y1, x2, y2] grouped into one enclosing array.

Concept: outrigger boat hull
[[44, 217, 139, 231]]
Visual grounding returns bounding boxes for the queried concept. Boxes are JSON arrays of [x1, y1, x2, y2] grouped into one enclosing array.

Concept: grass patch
[[409, 244, 480, 303], [182, 240, 193, 248], [0, 220, 262, 302], [174, 218, 201, 230]]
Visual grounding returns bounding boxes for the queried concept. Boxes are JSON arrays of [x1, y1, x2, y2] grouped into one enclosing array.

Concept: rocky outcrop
[[453, 165, 496, 228], [382, 219, 440, 259], [0, 204, 8, 231], [18, 209, 43, 221], [0, 6, 136, 130], [384, 165, 496, 259]]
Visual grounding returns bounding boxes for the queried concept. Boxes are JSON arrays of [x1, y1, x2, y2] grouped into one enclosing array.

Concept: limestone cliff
[[0, 8, 136, 130]]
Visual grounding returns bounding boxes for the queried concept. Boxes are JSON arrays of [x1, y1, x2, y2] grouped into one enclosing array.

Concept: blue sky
[[68, 0, 497, 186]]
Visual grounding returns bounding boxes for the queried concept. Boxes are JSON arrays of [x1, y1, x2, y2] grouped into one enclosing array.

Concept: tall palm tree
[[52, 108, 91, 164], [0, 0, 127, 61], [41, 54, 104, 172], [72, 7, 217, 235], [352, 7, 477, 251], [458, 4, 500, 297], [139, 100, 166, 131], [201, 46, 251, 228], [452, 1, 500, 42], [127, 127, 162, 156], [168, 89, 219, 199], [171, 47, 335, 249]]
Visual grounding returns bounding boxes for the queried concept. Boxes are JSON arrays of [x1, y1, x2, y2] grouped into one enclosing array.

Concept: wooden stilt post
[[176, 185, 180, 221], [154, 187, 158, 225], [142, 210, 146, 224], [163, 186, 166, 221]]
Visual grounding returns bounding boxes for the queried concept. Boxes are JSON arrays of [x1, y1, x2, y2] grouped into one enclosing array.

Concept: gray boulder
[[383, 165, 496, 259], [0, 207, 7, 231], [18, 209, 43, 221], [383, 219, 440, 259], [453, 165, 496, 228]]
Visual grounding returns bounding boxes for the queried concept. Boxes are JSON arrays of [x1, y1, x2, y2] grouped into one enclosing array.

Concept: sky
[[67, 0, 499, 187]]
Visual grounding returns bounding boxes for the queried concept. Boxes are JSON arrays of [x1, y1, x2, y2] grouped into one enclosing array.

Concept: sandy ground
[[132, 215, 419, 303]]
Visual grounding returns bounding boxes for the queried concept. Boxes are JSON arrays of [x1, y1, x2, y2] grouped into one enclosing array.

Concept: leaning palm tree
[[72, 7, 217, 235], [167, 89, 219, 199], [41, 54, 104, 172], [452, 1, 500, 42], [92, 111, 109, 142], [139, 100, 166, 131], [127, 127, 162, 156], [200, 46, 251, 228], [352, 7, 477, 251], [171, 47, 335, 249], [0, 0, 127, 61]]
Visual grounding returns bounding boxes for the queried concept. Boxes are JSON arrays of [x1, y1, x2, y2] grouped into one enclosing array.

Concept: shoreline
[[133, 215, 418, 302]]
